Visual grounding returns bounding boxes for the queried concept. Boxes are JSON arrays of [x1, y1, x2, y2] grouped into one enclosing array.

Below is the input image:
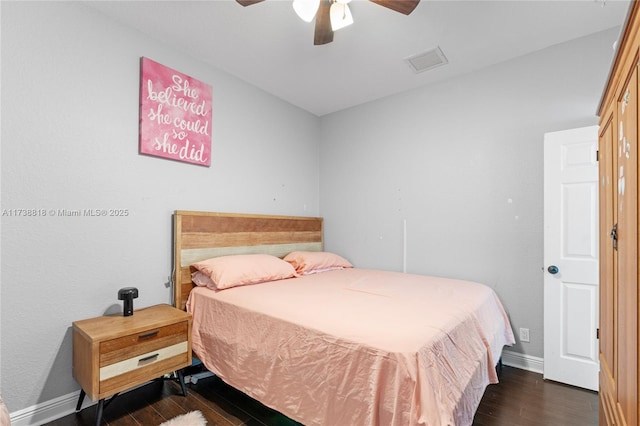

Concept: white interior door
[[543, 125, 599, 391]]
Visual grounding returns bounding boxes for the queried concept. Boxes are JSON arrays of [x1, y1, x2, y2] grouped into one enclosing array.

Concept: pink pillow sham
[[283, 251, 353, 275], [191, 254, 298, 290]]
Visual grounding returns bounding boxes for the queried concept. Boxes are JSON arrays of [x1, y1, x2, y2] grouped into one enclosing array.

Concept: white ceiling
[[84, 0, 630, 116]]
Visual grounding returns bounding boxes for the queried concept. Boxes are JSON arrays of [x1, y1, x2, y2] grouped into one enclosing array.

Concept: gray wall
[[1, 1, 319, 414], [319, 28, 618, 359]]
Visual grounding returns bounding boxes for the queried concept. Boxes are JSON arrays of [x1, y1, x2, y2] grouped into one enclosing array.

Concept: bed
[[173, 210, 515, 426]]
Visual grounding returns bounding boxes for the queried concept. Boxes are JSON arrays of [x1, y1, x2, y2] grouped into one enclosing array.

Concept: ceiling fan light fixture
[[330, 2, 354, 31], [293, 0, 321, 22]]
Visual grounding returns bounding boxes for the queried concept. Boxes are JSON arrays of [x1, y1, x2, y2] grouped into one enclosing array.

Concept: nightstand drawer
[[100, 341, 189, 380], [99, 341, 189, 395], [99, 321, 188, 367]]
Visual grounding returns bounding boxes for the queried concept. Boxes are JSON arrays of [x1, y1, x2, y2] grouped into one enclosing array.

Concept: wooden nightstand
[[73, 304, 192, 425]]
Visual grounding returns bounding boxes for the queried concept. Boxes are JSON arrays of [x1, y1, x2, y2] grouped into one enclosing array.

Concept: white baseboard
[[9, 380, 152, 426], [9, 390, 86, 426], [502, 349, 544, 374]]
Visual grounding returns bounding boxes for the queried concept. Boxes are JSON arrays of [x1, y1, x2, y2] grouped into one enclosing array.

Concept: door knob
[[547, 265, 559, 274]]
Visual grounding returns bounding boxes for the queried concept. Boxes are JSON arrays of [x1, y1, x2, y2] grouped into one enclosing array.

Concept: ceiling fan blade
[[236, 0, 265, 6], [369, 0, 420, 15], [314, 0, 334, 45]]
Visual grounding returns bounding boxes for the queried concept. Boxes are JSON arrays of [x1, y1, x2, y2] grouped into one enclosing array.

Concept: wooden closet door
[[599, 111, 617, 425], [616, 62, 639, 426]]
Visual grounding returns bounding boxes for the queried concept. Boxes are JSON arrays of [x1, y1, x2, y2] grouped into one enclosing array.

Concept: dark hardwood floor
[[45, 366, 598, 426]]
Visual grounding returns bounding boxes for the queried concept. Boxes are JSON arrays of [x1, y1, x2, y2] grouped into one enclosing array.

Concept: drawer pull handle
[[138, 331, 159, 339], [138, 354, 159, 364]]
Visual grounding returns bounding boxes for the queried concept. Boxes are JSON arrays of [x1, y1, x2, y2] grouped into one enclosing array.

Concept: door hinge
[[597, 328, 600, 339], [596, 150, 599, 162]]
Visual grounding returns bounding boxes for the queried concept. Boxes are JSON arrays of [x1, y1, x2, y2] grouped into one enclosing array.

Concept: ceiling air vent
[[404, 47, 448, 73]]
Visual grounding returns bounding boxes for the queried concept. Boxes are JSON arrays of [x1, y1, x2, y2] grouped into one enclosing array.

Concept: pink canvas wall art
[[139, 57, 212, 166]]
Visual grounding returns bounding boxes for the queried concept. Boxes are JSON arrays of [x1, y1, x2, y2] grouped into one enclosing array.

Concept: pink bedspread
[[187, 269, 514, 426]]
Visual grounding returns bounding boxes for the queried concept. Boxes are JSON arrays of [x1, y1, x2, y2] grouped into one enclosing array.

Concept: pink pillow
[[283, 251, 353, 275], [191, 254, 298, 290]]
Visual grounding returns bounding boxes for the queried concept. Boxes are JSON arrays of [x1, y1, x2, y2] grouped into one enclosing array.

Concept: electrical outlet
[[519, 327, 530, 343]]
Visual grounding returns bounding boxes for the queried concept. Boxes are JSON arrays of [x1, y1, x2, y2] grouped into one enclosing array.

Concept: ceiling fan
[[236, 0, 420, 45]]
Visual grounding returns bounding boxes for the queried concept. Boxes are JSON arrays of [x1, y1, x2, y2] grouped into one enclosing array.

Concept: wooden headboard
[[173, 210, 324, 310]]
